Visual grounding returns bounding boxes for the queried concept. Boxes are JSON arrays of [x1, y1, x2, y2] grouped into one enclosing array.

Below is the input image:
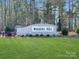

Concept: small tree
[[61, 28, 68, 35], [76, 28, 79, 34], [5, 27, 13, 32]]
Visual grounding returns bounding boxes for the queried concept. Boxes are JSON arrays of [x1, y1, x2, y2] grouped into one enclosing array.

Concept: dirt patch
[[68, 32, 77, 36]]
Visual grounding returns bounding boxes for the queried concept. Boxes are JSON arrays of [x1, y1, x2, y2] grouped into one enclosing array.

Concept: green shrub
[[62, 28, 68, 35], [76, 28, 79, 34], [5, 27, 14, 32]]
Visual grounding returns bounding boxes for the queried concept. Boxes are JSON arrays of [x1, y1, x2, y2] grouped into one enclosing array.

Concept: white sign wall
[[32, 26, 54, 32]]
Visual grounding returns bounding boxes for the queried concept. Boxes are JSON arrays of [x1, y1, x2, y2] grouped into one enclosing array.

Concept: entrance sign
[[32, 26, 54, 32], [16, 24, 58, 36]]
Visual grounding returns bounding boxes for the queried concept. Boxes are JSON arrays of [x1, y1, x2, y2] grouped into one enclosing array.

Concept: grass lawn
[[0, 37, 79, 59]]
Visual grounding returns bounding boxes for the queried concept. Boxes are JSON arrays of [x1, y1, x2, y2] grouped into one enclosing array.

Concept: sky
[[64, 0, 73, 11]]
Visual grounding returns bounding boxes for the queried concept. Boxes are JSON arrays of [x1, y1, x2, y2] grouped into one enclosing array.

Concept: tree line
[[0, 0, 79, 32]]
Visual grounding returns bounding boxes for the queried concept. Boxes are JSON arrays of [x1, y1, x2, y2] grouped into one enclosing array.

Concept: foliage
[[61, 28, 68, 35], [0, 0, 79, 31], [76, 28, 79, 34], [5, 27, 14, 32]]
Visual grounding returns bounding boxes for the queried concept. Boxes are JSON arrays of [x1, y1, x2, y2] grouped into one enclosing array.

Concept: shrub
[[46, 34, 50, 37], [29, 34, 32, 37], [40, 34, 43, 36], [61, 28, 68, 35], [36, 34, 39, 36], [76, 28, 79, 34], [5, 27, 14, 32]]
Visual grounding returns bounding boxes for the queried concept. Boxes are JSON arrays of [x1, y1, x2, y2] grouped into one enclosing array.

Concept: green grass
[[0, 37, 79, 59]]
